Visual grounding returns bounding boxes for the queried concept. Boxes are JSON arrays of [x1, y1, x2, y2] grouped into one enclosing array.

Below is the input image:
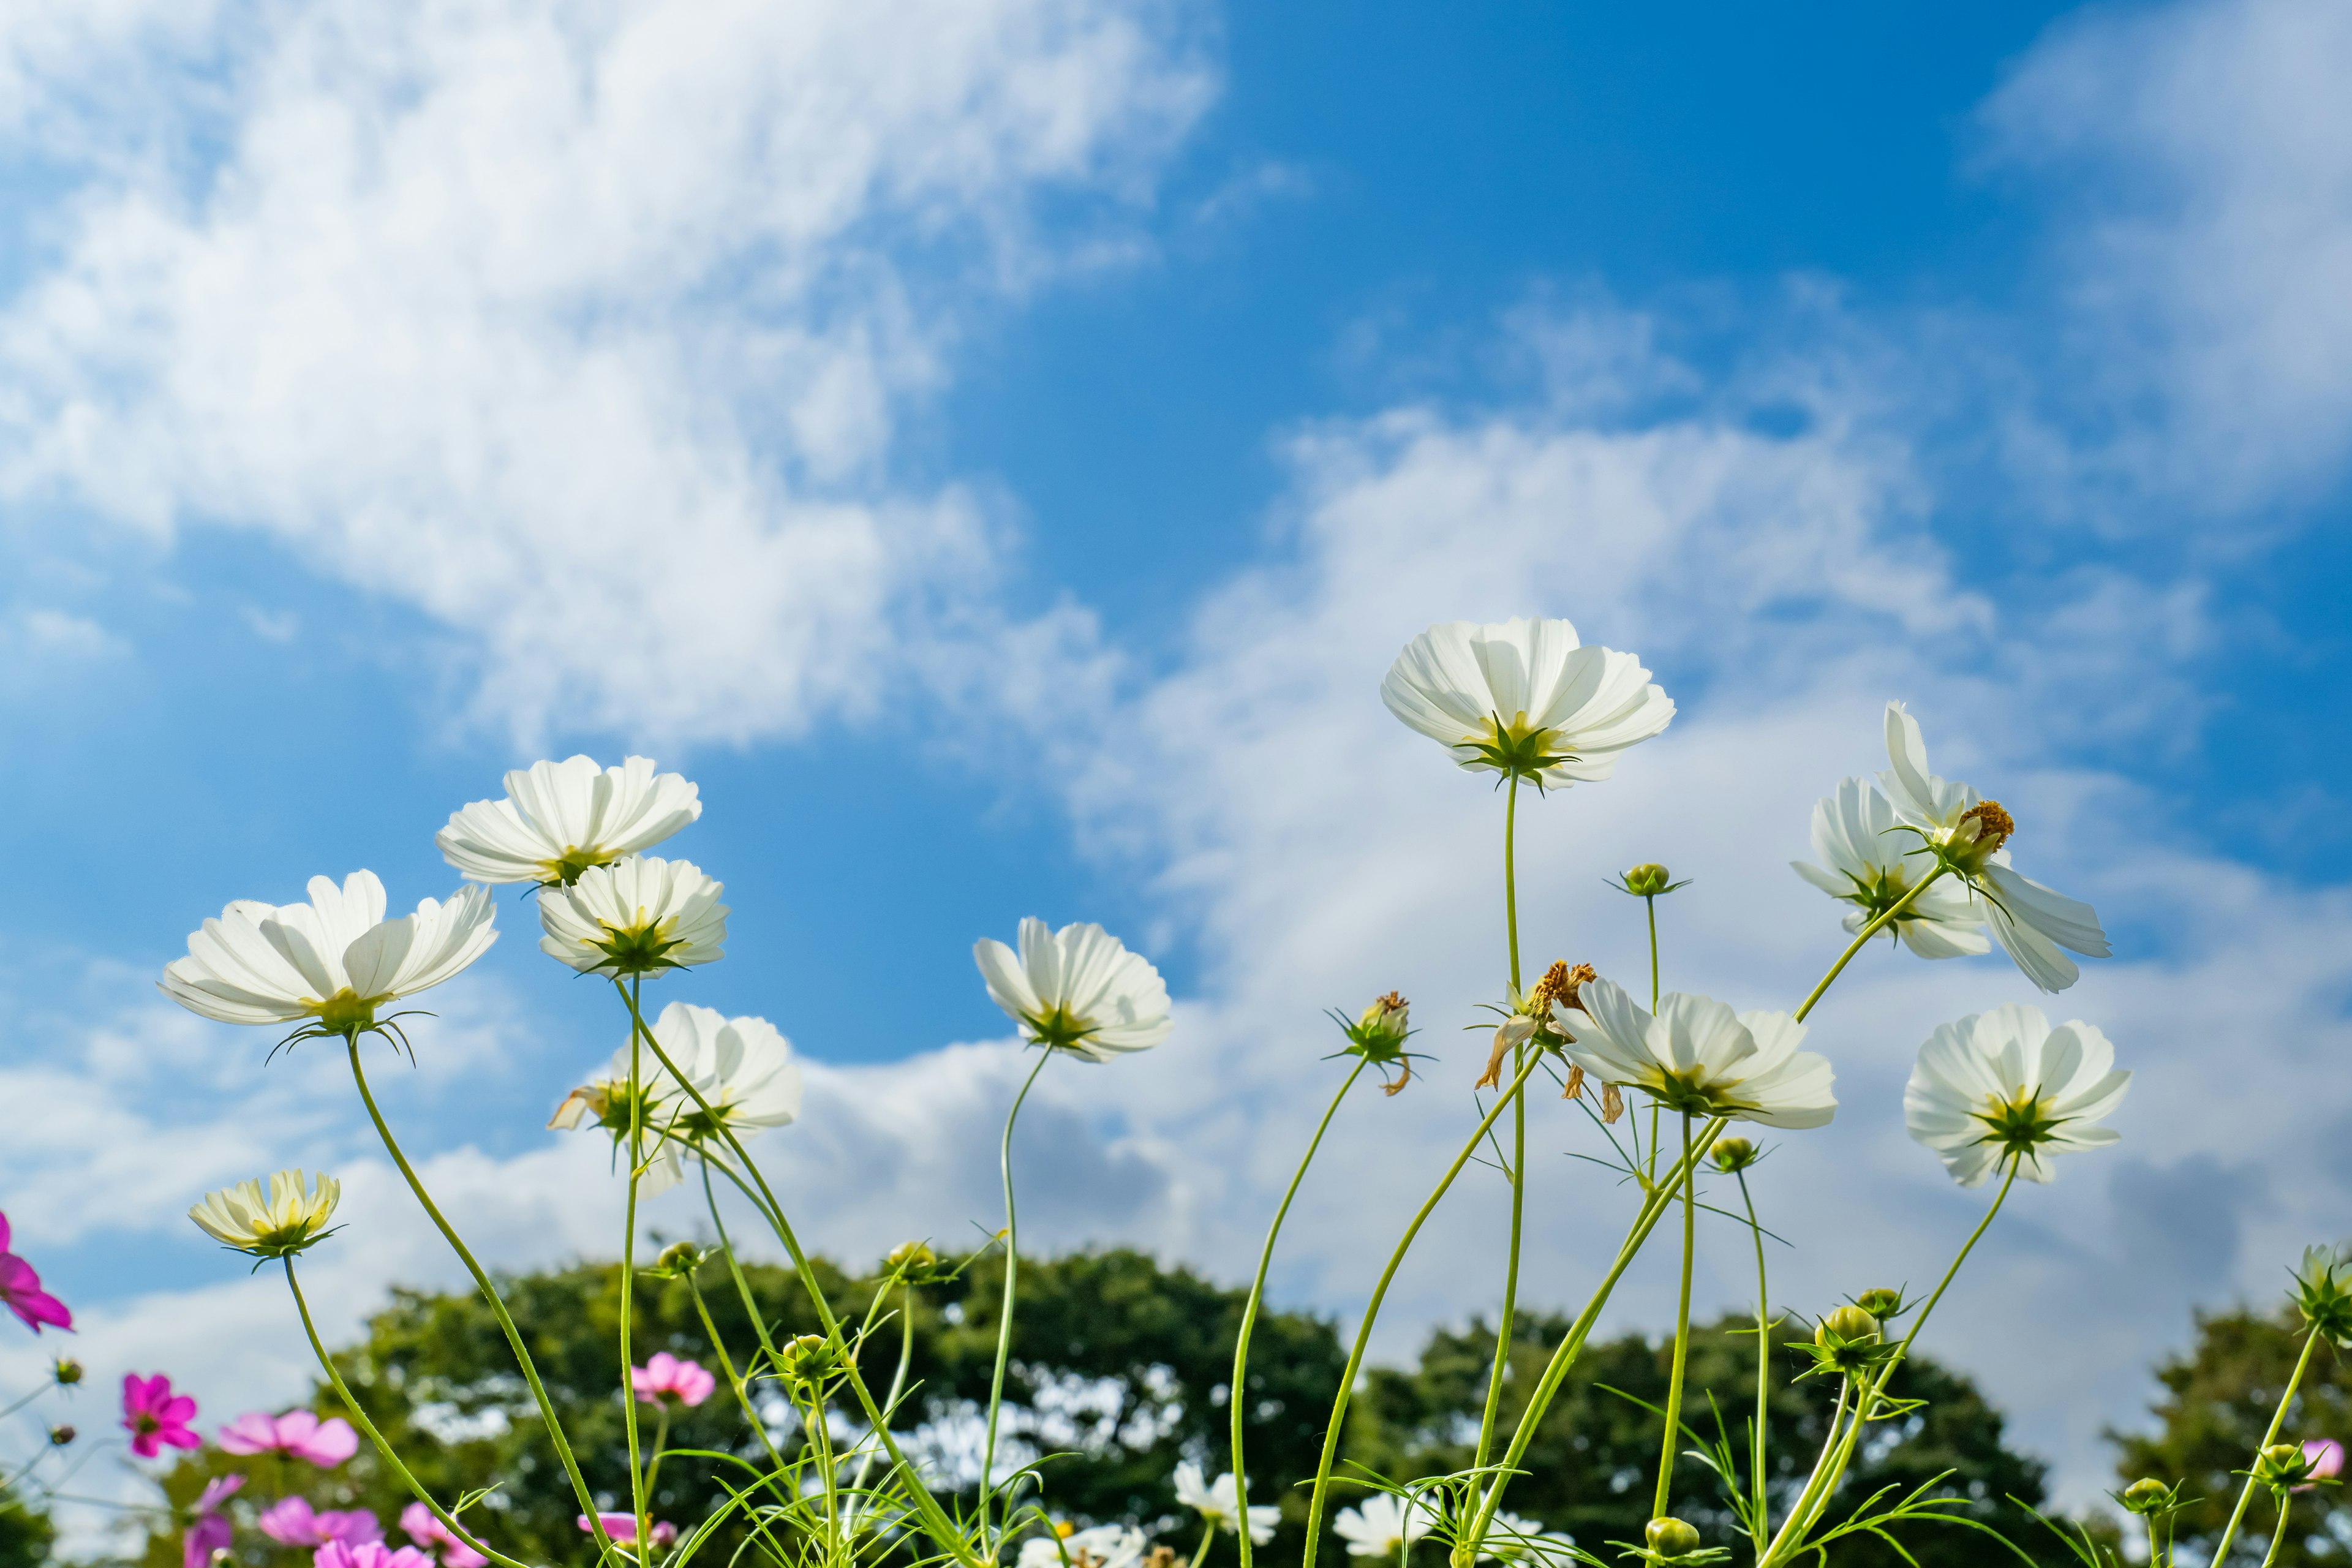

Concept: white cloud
[[1983, 0, 2352, 509], [0, 0, 1214, 745]]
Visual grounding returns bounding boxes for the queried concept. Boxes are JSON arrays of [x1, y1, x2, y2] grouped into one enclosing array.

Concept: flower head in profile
[[549, 1003, 800, 1196], [538, 858, 727, 978], [1792, 777, 1988, 960], [2290, 1247, 2352, 1344], [1334, 1493, 1434, 1558], [438, 756, 701, 888], [1903, 1004, 2130, 1187], [184, 1475, 243, 1568], [1879, 703, 2110, 992], [217, 1407, 359, 1466], [1555, 977, 1836, 1129], [190, 1171, 342, 1261], [316, 1541, 432, 1568], [261, 1499, 384, 1549], [0, 1213, 72, 1334], [400, 1502, 488, 1568], [122, 1373, 200, 1458], [1381, 617, 1675, 788], [1173, 1461, 1278, 1544], [1017, 1525, 1147, 1568], [162, 873, 497, 1044], [631, 1352, 716, 1408], [974, 919, 1171, 1060]]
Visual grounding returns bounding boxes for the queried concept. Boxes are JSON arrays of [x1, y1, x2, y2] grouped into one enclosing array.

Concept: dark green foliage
[[1354, 1311, 2068, 1567], [2111, 1307, 2352, 1566], [0, 1483, 55, 1568]]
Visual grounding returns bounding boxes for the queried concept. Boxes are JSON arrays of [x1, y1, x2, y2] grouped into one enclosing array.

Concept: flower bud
[[1622, 864, 1673, 897], [1853, 1288, 1903, 1319], [777, 1333, 840, 1386], [1710, 1137, 1758, 1174], [47, 1425, 74, 1447], [1643, 1517, 1700, 1557], [1817, 1305, 1879, 1344], [654, 1242, 701, 1275], [888, 1240, 937, 1272], [2255, 1443, 2312, 1492], [51, 1357, 83, 1386], [2119, 1478, 2171, 1515]]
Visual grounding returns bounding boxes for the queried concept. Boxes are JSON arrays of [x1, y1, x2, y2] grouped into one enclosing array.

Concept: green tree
[[1352, 1311, 2068, 1567], [0, 1482, 56, 1568], [2112, 1305, 2352, 1567]]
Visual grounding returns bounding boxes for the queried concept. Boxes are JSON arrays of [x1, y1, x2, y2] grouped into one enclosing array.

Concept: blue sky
[[4, 0, 2351, 1531]]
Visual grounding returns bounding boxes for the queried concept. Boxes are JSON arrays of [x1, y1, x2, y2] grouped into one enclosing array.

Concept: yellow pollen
[[1959, 800, 2015, 850]]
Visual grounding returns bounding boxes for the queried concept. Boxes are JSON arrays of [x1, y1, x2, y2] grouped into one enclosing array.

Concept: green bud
[[888, 1240, 936, 1272], [777, 1333, 840, 1387], [653, 1242, 702, 1276], [1818, 1305, 1879, 1344], [51, 1357, 82, 1387], [2119, 1478, 2172, 1515], [1623, 864, 1673, 897], [1643, 1518, 1700, 1557], [2254, 1443, 2312, 1493], [1709, 1137, 1758, 1174], [1853, 1288, 1902, 1319]]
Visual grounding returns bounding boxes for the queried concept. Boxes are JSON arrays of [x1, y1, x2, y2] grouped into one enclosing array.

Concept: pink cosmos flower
[[579, 1513, 676, 1548], [399, 1502, 488, 1568], [0, 1214, 72, 1334], [2298, 1438, 2345, 1492], [259, 1498, 385, 1548], [314, 1541, 434, 1568], [218, 1409, 361, 1468], [123, 1373, 201, 1458], [184, 1476, 244, 1568], [630, 1352, 715, 1408]]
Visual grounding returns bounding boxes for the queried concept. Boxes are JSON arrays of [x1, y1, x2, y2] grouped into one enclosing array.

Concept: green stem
[[1790, 869, 1945, 1023], [682, 1272, 787, 1473], [1650, 1112, 1698, 1520], [282, 1261, 530, 1568], [646, 1404, 670, 1504], [980, 1048, 1055, 1542], [1188, 1520, 1219, 1568], [1476, 779, 1528, 1482], [1503, 775, 1522, 994], [1234, 1059, 1369, 1568], [1301, 1054, 1545, 1568], [1736, 1170, 1771, 1546], [2258, 1496, 2293, 1568], [1645, 894, 1659, 1012], [1462, 1115, 1730, 1559], [620, 977, 650, 1549], [2207, 1330, 2324, 1568], [343, 1038, 616, 1560], [846, 1280, 918, 1529]]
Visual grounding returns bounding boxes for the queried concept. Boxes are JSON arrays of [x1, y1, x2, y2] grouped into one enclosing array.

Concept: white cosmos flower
[[539, 856, 728, 977], [1335, 1494, 1433, 1559], [1173, 1461, 1278, 1544], [1380, 616, 1674, 787], [438, 755, 701, 886], [1904, 1003, 2130, 1188], [1016, 1526, 1145, 1568], [974, 918, 1171, 1060], [1880, 703, 2110, 992], [1555, 976, 1835, 1129], [189, 1170, 341, 1258], [162, 872, 497, 1035], [548, 1002, 799, 1196], [1792, 777, 1989, 959]]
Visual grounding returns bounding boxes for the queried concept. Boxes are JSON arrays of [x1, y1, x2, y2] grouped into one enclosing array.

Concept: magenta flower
[[123, 1373, 201, 1458], [399, 1503, 488, 1568], [2298, 1438, 2345, 1492], [0, 1214, 72, 1334], [630, 1352, 715, 1408], [579, 1513, 676, 1547], [258, 1498, 384, 1548], [218, 1409, 361, 1468], [314, 1542, 434, 1568], [183, 1476, 244, 1568]]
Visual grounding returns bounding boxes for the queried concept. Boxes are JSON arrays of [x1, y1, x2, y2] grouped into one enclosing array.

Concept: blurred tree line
[[119, 1246, 2084, 1568]]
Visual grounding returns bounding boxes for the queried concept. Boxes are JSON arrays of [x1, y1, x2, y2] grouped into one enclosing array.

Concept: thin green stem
[[282, 1261, 530, 1568], [620, 977, 650, 1549], [1301, 1054, 1545, 1568], [344, 1038, 615, 1560], [1645, 894, 1659, 1012], [847, 1281, 918, 1529], [646, 1404, 671, 1503], [2258, 1496, 2294, 1568], [981, 1048, 1055, 1542], [1503, 775, 1521, 994], [1476, 778, 1526, 1483], [683, 1273, 786, 1472], [1188, 1520, 1219, 1568], [1234, 1058, 1368, 1568], [1650, 1112, 1698, 1521], [0, 1389, 48, 1424], [1790, 869, 1945, 1023], [2207, 1329, 2324, 1568], [1736, 1170, 1770, 1545]]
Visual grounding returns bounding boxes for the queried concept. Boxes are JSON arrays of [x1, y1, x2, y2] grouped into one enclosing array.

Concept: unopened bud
[[1817, 1305, 1879, 1344], [1643, 1517, 1700, 1557], [654, 1242, 701, 1275], [777, 1333, 839, 1385], [888, 1240, 937, 1272], [47, 1425, 74, 1447], [1853, 1288, 1902, 1319], [1710, 1137, 1758, 1174], [51, 1357, 82, 1386], [2255, 1443, 2311, 1491], [1623, 864, 1673, 897], [2120, 1478, 2171, 1515]]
